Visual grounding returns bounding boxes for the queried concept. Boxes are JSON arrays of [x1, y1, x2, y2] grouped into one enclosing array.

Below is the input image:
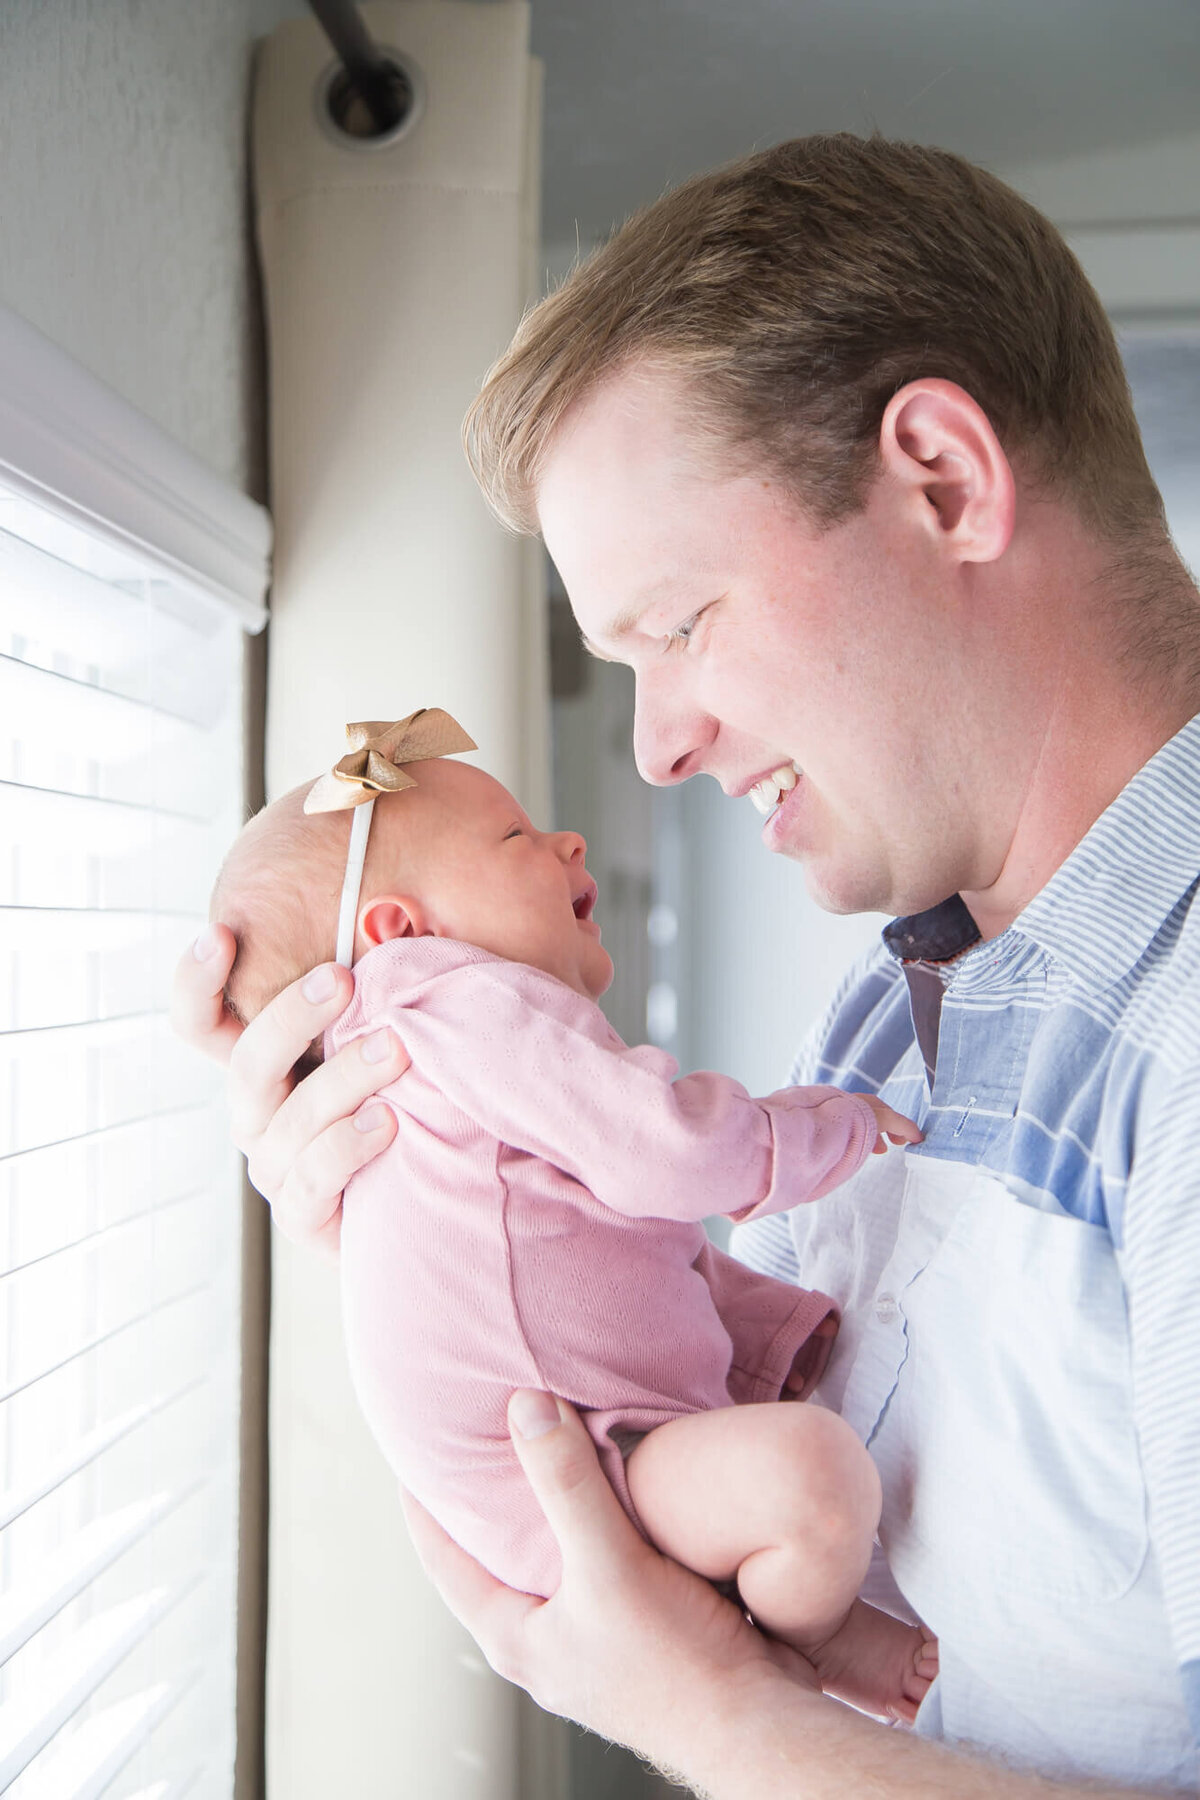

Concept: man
[[177, 135, 1200, 1795]]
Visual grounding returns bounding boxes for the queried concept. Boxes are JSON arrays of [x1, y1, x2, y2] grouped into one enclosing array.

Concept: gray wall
[[0, 0, 301, 493]]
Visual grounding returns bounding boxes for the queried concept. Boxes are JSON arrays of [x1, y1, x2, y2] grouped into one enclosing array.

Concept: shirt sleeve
[[1119, 1051, 1200, 1737], [358, 958, 877, 1227]]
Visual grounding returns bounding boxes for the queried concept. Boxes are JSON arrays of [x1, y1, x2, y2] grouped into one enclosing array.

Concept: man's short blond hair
[[465, 133, 1165, 550]]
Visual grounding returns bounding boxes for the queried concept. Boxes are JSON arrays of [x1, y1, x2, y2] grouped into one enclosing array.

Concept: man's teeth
[[748, 763, 801, 815]]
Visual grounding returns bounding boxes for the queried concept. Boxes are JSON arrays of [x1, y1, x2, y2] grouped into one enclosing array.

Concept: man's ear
[[879, 379, 1016, 564], [358, 893, 432, 947]]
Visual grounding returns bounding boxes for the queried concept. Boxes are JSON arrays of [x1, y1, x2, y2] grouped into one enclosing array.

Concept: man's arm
[[1120, 1054, 1200, 1742], [405, 1391, 1165, 1800]]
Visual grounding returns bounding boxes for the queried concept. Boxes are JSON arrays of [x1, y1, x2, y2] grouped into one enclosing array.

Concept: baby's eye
[[504, 827, 524, 841], [667, 609, 704, 647]]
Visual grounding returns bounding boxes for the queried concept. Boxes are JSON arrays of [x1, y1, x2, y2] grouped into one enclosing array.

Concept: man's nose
[[632, 684, 716, 787]]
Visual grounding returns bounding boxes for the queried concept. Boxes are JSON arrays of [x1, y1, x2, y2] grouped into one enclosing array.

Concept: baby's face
[[364, 761, 613, 1000]]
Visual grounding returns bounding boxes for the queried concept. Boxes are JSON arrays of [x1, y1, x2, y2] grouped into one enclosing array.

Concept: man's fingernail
[[302, 965, 338, 1003], [354, 1103, 389, 1134], [509, 1390, 561, 1440], [361, 1028, 395, 1065], [192, 925, 219, 961]]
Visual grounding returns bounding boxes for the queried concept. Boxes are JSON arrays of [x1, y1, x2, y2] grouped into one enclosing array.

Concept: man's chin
[[781, 841, 882, 917]]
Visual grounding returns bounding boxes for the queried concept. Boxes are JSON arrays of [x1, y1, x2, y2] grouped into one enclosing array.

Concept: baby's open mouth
[[573, 880, 598, 921]]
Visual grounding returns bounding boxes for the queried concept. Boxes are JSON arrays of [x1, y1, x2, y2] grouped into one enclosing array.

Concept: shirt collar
[[1015, 711, 1200, 990], [881, 711, 1200, 992]]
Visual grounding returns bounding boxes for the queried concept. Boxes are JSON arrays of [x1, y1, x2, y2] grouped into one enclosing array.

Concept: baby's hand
[[864, 1095, 923, 1154]]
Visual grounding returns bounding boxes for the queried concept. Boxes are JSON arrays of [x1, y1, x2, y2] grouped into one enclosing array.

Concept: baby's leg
[[625, 1404, 936, 1722], [627, 1403, 877, 1644]]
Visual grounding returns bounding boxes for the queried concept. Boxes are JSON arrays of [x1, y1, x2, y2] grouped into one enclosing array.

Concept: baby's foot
[[803, 1598, 938, 1724]]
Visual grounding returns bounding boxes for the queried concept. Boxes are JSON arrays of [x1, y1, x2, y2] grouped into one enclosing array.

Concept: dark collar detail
[[882, 893, 982, 965]]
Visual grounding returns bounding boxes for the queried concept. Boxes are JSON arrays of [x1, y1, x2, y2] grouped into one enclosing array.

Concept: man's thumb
[[507, 1389, 639, 1576], [509, 1389, 565, 1441]]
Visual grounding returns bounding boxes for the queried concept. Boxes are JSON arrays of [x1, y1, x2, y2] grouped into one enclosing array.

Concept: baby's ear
[[358, 895, 431, 946]]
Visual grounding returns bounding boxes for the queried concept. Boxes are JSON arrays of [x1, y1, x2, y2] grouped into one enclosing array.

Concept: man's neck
[[961, 678, 1200, 941]]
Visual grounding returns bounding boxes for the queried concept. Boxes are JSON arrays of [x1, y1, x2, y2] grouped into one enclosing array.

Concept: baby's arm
[[625, 1405, 937, 1724], [360, 959, 917, 1224]]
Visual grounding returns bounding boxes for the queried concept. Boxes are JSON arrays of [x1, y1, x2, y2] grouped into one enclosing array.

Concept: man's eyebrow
[[578, 599, 655, 662]]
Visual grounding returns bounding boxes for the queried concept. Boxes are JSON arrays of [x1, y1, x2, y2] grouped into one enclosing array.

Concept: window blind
[[0, 310, 269, 1800]]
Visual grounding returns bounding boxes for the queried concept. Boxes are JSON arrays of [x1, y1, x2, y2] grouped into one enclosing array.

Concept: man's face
[[536, 366, 988, 920]]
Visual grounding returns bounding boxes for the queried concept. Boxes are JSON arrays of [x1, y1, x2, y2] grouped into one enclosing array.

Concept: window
[[0, 304, 269, 1797]]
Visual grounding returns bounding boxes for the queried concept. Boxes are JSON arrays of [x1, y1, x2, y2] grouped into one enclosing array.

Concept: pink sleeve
[[351, 958, 877, 1225]]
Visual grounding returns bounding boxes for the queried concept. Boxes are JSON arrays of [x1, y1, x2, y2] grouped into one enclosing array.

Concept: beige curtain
[[252, 7, 558, 1794]]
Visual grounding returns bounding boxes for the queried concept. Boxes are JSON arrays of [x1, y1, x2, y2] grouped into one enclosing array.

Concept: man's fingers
[[176, 934, 409, 1249], [266, 1103, 398, 1243], [506, 1392, 645, 1582], [171, 924, 241, 1065], [400, 1489, 539, 1682], [227, 963, 357, 1143], [240, 1027, 408, 1190]]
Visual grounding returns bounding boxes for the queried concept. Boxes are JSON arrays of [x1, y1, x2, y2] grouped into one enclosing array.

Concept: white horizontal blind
[[0, 458, 254, 1795]]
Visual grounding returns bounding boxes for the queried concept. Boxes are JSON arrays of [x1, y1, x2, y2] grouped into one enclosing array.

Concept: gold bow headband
[[305, 709, 477, 966], [304, 710, 477, 814]]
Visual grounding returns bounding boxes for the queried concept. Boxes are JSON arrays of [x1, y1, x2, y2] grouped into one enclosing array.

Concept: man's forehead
[[538, 367, 725, 534]]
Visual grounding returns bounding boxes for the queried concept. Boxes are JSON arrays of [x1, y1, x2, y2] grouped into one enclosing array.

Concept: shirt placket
[[841, 940, 1037, 1446]]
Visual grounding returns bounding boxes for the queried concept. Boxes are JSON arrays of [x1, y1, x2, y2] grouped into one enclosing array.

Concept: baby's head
[[212, 759, 612, 1026]]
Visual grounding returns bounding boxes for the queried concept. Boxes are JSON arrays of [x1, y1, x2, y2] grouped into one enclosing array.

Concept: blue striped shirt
[[733, 711, 1200, 1750]]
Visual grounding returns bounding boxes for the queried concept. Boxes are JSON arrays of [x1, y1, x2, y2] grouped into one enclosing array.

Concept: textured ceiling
[[531, 0, 1200, 249]]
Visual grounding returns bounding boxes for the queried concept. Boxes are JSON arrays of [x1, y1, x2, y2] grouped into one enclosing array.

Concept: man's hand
[[403, 1394, 1156, 1800], [171, 924, 407, 1253], [402, 1391, 820, 1781]]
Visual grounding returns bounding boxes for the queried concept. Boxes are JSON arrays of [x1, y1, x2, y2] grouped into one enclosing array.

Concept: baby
[[213, 715, 936, 1723]]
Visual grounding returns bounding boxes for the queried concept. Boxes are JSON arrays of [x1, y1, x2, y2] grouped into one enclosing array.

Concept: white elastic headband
[[335, 797, 375, 968], [304, 713, 478, 968]]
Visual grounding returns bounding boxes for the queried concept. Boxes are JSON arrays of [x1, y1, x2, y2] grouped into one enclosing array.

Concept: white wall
[[1003, 129, 1200, 579], [671, 780, 884, 1095]]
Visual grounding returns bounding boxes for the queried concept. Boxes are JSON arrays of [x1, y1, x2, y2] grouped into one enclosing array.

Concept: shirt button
[[876, 1292, 899, 1324]]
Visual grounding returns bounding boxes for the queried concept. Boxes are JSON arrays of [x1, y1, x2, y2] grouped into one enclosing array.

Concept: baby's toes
[[887, 1692, 921, 1726], [899, 1634, 939, 1711]]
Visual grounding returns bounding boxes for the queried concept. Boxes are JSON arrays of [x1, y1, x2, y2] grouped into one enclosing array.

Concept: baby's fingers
[[863, 1095, 923, 1147]]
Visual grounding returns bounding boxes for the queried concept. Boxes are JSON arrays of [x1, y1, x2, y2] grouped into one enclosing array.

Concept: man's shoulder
[[789, 940, 913, 1091], [1107, 878, 1200, 1077]]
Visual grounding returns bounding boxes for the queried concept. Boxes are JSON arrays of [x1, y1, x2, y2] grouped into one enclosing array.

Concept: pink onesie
[[330, 938, 878, 1597]]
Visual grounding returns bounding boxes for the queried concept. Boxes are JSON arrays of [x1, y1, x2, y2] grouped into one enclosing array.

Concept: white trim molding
[[0, 301, 271, 631]]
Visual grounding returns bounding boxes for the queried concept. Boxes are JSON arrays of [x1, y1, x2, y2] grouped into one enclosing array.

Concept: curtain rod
[[306, 0, 409, 135]]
